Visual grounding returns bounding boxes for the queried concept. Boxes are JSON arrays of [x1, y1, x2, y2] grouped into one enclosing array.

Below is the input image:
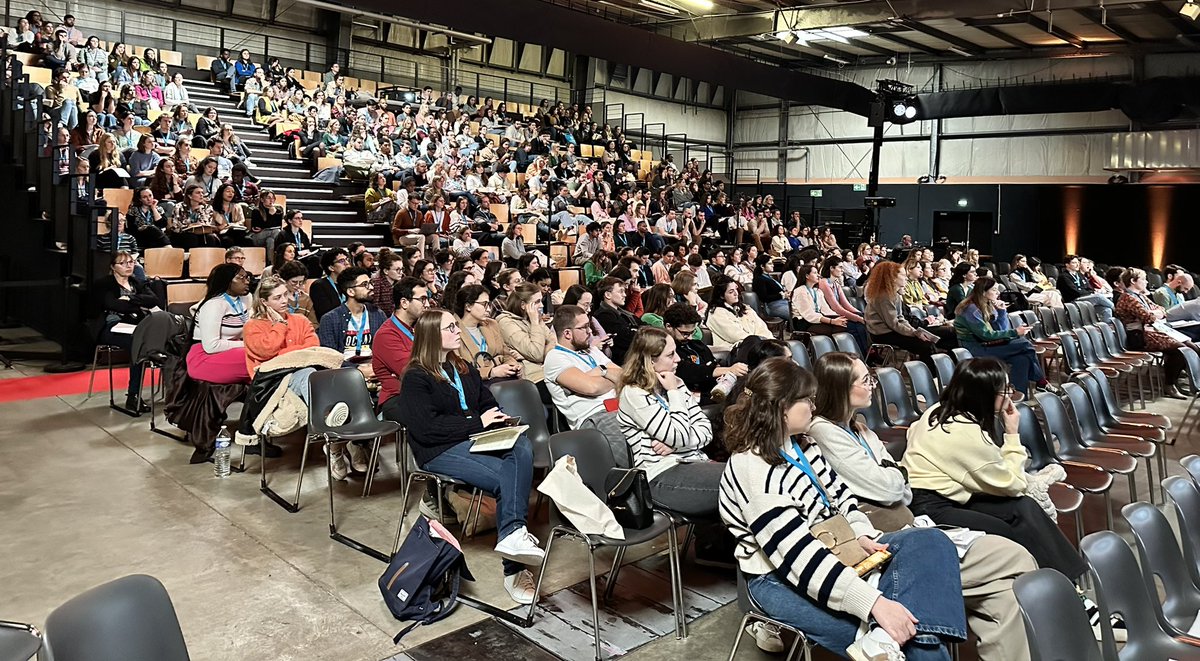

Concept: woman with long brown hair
[[393, 308, 542, 605], [720, 357, 966, 661], [952, 277, 1047, 396]]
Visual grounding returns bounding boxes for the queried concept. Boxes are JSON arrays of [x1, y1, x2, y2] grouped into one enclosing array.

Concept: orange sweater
[[244, 314, 320, 374]]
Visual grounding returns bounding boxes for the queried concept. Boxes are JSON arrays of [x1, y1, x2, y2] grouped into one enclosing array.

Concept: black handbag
[[604, 467, 654, 530]]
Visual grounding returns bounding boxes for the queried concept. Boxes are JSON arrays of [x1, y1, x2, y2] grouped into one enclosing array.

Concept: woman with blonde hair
[[394, 308, 542, 604], [243, 275, 320, 377], [616, 327, 718, 517]]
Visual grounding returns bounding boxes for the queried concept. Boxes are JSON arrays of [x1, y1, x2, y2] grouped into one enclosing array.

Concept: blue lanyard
[[327, 276, 346, 304], [222, 294, 246, 319], [349, 311, 367, 355], [553, 345, 597, 369], [468, 327, 487, 354], [441, 366, 468, 411], [652, 391, 670, 410], [389, 315, 414, 341], [1168, 288, 1181, 306], [807, 286, 819, 308], [288, 291, 301, 314], [777, 440, 832, 510], [841, 424, 876, 462]]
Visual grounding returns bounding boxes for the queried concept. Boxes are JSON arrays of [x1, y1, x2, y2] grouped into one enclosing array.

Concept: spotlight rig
[[868, 79, 919, 126]]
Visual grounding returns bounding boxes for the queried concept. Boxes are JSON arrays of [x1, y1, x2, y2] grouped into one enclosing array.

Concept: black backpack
[[379, 516, 474, 643]]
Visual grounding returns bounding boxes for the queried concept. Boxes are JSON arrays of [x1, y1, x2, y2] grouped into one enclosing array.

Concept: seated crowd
[[65, 35, 1198, 661]]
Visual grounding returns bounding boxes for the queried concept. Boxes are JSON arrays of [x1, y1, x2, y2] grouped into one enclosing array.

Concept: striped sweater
[[719, 440, 883, 622], [618, 385, 712, 482]]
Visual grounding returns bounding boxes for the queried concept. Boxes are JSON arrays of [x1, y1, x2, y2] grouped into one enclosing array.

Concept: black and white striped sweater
[[719, 439, 882, 622]]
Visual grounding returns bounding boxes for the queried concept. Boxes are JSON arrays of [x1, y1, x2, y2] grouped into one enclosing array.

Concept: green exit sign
[[809, 189, 823, 198], [853, 183, 867, 192]]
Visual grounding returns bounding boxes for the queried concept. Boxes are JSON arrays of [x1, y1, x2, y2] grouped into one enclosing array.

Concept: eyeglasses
[[229, 255, 245, 262], [572, 324, 593, 334], [856, 374, 878, 389], [233, 273, 250, 282], [1002, 384, 1017, 397], [473, 299, 490, 307], [334, 258, 350, 265], [114, 260, 135, 266], [442, 321, 460, 332], [353, 280, 373, 289]]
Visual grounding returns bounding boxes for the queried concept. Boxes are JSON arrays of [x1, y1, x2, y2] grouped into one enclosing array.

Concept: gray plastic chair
[[876, 366, 919, 427], [1122, 501, 1200, 634], [832, 332, 860, 358], [42, 575, 189, 661], [809, 334, 837, 360], [1183, 455, 1200, 488], [950, 347, 973, 363], [903, 360, 939, 410], [538, 429, 685, 660], [1062, 381, 1153, 502], [930, 352, 956, 389], [727, 570, 812, 661], [1014, 568, 1109, 661], [786, 339, 811, 370], [1081, 531, 1200, 660], [488, 379, 551, 469], [1165, 475, 1200, 590], [0, 621, 41, 661]]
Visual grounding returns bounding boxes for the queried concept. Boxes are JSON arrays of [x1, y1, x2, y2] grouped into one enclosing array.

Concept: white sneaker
[[847, 628, 905, 661], [324, 443, 349, 481], [494, 526, 545, 565], [503, 569, 537, 605], [345, 442, 369, 472], [747, 621, 785, 654], [324, 402, 349, 427]]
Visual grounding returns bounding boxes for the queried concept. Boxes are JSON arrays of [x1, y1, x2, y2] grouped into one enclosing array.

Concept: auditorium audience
[[705, 277, 771, 349], [864, 261, 943, 366], [187, 263, 252, 385], [1115, 268, 1191, 398], [952, 277, 1048, 396]]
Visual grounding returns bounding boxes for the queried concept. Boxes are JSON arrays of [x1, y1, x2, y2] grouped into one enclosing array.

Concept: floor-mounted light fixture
[[1181, 0, 1200, 20]]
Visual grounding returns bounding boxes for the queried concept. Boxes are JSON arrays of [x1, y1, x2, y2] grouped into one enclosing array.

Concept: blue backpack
[[379, 516, 474, 643]]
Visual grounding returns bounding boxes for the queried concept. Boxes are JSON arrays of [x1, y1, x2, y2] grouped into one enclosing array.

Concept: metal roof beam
[[895, 17, 983, 54], [1025, 13, 1087, 48]]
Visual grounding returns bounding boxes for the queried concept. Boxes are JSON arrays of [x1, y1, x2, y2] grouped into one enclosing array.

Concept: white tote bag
[[537, 455, 625, 540]]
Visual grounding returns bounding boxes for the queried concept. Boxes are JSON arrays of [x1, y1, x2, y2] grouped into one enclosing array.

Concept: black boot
[[124, 394, 151, 415]]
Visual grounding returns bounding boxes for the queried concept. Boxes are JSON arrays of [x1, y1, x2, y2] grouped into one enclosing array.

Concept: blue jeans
[[764, 298, 791, 321], [846, 320, 870, 356], [58, 100, 78, 129], [748, 528, 966, 660], [421, 434, 534, 576], [963, 337, 1045, 394], [1075, 294, 1114, 321]]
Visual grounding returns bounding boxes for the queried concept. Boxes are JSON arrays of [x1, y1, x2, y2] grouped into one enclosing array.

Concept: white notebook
[[469, 425, 529, 453]]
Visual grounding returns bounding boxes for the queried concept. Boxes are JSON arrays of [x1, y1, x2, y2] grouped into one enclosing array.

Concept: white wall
[[731, 54, 1168, 182]]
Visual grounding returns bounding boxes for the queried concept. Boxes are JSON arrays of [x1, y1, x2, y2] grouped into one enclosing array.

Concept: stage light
[[893, 102, 907, 117], [905, 105, 917, 119], [1181, 0, 1200, 20], [776, 30, 798, 44]]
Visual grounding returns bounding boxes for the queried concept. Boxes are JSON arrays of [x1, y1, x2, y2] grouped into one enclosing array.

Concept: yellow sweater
[[901, 405, 1028, 504]]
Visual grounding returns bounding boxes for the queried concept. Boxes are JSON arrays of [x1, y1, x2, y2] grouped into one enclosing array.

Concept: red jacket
[[372, 315, 415, 407]]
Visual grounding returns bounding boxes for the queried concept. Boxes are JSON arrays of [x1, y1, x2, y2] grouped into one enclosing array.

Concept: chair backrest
[[810, 334, 837, 360], [1077, 300, 1099, 325], [950, 347, 972, 363], [1016, 402, 1058, 469], [549, 429, 616, 497], [1042, 263, 1059, 281], [1164, 475, 1200, 589], [1180, 346, 1200, 392], [996, 261, 1011, 276], [1038, 306, 1060, 335], [741, 291, 763, 316], [1084, 366, 1123, 416], [1081, 530, 1193, 659], [832, 332, 860, 357], [1073, 329, 1105, 368], [1083, 326, 1114, 361], [855, 385, 889, 432], [1056, 307, 1075, 333], [1056, 332, 1087, 373], [903, 360, 939, 410], [1122, 501, 1200, 632], [1073, 371, 1118, 428], [1061, 381, 1104, 442], [488, 379, 550, 467], [930, 353, 956, 389], [307, 367, 380, 436], [43, 575, 190, 661], [143, 247, 184, 279], [1147, 272, 1164, 289], [1034, 391, 1090, 456], [1110, 320, 1131, 351], [1182, 454, 1200, 487], [241, 247, 267, 276], [165, 281, 207, 306], [1065, 303, 1084, 329], [1096, 324, 1123, 360], [186, 247, 225, 280], [1014, 568, 1106, 661], [786, 339, 811, 370], [876, 366, 919, 426]]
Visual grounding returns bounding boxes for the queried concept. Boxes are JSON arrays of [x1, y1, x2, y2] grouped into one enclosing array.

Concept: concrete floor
[[0, 358, 1195, 661]]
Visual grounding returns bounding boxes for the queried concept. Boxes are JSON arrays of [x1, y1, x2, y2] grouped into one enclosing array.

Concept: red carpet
[[0, 368, 158, 403]]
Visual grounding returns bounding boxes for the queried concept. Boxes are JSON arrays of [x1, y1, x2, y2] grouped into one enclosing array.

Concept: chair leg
[[291, 436, 314, 509], [602, 546, 627, 605], [463, 488, 484, 539], [726, 613, 754, 661], [1103, 490, 1114, 531], [1127, 472, 1138, 503], [362, 435, 383, 498], [393, 472, 421, 555], [587, 548, 603, 661], [86, 345, 101, 397], [1074, 508, 1085, 547], [669, 521, 687, 639]]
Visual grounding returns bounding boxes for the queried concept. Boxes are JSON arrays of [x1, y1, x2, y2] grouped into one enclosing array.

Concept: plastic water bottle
[[213, 429, 232, 478]]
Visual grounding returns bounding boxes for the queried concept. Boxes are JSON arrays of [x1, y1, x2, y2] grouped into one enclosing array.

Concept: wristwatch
[[599, 364, 609, 377]]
